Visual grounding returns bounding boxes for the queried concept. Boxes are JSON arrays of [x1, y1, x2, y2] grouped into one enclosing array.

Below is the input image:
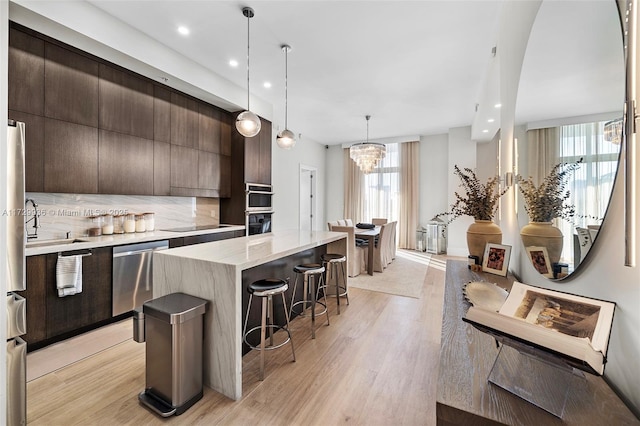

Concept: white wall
[[324, 145, 345, 228], [271, 134, 327, 232], [419, 133, 449, 227], [446, 126, 477, 257]]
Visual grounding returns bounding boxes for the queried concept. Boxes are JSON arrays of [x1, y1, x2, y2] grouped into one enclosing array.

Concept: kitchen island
[[152, 230, 347, 400]]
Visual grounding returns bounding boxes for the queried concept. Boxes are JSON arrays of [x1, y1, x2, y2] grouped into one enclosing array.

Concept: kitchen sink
[[26, 238, 88, 248]]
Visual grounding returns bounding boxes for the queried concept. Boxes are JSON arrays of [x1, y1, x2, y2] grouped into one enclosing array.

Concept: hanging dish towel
[[56, 255, 83, 297]]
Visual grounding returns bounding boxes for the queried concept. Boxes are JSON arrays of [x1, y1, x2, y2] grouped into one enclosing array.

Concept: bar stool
[[289, 263, 329, 339], [319, 253, 349, 314], [243, 278, 296, 381]]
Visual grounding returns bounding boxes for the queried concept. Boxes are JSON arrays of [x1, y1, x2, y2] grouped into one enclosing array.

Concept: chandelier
[[349, 115, 386, 174], [604, 118, 622, 144]]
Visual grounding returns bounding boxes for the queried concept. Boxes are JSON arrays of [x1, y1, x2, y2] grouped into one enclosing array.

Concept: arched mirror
[[514, 0, 624, 280]]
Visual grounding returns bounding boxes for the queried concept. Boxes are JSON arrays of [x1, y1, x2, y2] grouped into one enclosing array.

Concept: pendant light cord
[[246, 11, 251, 111], [284, 47, 288, 129]]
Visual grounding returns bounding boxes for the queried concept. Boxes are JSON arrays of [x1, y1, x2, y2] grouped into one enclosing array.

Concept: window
[[362, 143, 399, 222], [557, 121, 619, 262]]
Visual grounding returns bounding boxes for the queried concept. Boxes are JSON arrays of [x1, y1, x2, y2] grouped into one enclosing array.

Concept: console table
[[436, 260, 639, 425]]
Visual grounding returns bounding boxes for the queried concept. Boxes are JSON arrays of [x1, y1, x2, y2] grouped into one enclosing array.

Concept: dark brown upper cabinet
[[171, 145, 199, 189], [98, 130, 154, 195], [244, 119, 272, 185], [8, 28, 44, 116], [154, 141, 171, 196], [199, 103, 222, 153], [198, 151, 221, 190], [44, 118, 98, 194], [99, 64, 154, 140], [171, 92, 199, 148], [44, 43, 99, 127], [221, 114, 232, 156], [154, 86, 171, 143], [9, 110, 44, 193], [9, 24, 234, 198]]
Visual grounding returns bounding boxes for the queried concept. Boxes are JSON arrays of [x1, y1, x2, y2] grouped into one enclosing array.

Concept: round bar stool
[[289, 263, 329, 339], [243, 278, 296, 381], [319, 253, 349, 314]]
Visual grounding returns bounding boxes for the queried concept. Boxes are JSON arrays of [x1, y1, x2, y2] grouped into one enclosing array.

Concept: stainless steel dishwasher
[[112, 240, 169, 316]]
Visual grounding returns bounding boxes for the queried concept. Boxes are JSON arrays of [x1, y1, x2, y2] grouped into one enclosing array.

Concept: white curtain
[[343, 148, 364, 223], [398, 141, 419, 249], [558, 122, 618, 262]]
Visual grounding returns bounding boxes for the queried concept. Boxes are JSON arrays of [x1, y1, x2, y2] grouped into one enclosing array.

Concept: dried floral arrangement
[[434, 165, 509, 223], [517, 158, 583, 222]]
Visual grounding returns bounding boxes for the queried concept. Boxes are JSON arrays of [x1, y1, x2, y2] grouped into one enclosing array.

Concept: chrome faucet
[[25, 198, 40, 240]]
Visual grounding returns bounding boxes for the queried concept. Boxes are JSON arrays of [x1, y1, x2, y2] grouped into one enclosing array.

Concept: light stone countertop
[[156, 229, 347, 270], [25, 225, 245, 256]]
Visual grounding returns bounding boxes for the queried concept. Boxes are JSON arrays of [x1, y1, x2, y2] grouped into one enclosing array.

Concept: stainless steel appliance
[[112, 240, 169, 316], [6, 120, 27, 426], [245, 182, 273, 236], [137, 293, 207, 417]]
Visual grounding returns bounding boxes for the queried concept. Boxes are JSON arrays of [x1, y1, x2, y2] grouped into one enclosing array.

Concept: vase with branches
[[434, 165, 509, 263], [517, 158, 583, 267]]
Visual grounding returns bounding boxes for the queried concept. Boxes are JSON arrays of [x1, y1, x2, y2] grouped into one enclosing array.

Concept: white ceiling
[[82, 0, 503, 145], [11, 1, 625, 145]]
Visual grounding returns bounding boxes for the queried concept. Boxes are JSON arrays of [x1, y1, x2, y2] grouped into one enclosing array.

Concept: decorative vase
[[466, 220, 502, 264], [520, 222, 564, 265]]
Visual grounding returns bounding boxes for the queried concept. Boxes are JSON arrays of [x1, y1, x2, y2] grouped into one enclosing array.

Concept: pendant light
[[236, 7, 261, 137], [349, 115, 386, 174], [276, 44, 296, 149]]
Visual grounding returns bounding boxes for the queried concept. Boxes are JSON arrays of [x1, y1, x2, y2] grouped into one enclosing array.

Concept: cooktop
[[161, 225, 232, 233]]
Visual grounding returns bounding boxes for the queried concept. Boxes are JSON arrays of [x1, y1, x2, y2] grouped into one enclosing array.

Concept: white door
[[299, 165, 316, 231]]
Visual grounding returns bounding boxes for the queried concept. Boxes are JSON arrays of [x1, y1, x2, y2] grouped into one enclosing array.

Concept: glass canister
[[87, 215, 103, 237], [144, 212, 155, 231], [101, 214, 114, 235], [113, 214, 125, 234], [124, 213, 136, 233], [135, 214, 146, 233]]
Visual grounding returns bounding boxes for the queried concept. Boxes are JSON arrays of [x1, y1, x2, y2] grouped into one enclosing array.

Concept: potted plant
[[435, 165, 509, 263], [517, 158, 583, 265]]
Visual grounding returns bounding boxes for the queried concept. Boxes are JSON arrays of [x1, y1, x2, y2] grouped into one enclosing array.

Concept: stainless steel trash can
[[138, 292, 208, 417]]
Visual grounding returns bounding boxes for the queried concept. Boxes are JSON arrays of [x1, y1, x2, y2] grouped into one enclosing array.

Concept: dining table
[[354, 226, 380, 275]]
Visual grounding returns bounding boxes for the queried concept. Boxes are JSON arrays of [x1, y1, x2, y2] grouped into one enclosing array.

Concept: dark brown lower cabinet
[[47, 247, 112, 338], [22, 247, 112, 350]]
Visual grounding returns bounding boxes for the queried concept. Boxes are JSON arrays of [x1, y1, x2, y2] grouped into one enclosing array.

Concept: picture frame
[[482, 243, 512, 276], [525, 246, 553, 278]]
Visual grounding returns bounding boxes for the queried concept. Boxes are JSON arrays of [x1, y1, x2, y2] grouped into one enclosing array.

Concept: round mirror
[[514, 0, 624, 280]]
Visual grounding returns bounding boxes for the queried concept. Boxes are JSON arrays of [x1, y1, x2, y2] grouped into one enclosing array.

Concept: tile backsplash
[[25, 193, 219, 240]]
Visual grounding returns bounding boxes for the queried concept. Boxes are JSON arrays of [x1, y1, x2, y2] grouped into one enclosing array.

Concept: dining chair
[[371, 218, 388, 225], [373, 223, 392, 272]]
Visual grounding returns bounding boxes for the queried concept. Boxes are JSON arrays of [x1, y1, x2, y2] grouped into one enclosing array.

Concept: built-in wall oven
[[245, 183, 273, 236]]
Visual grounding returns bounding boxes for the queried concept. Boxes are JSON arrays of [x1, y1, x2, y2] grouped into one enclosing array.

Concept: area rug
[[348, 250, 432, 298]]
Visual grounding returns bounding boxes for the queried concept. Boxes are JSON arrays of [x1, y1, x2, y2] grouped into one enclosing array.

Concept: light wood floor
[[26, 253, 448, 426]]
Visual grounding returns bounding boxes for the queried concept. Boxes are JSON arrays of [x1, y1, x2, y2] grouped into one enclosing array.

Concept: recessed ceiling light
[[494, 103, 502, 108], [177, 26, 190, 36], [229, 59, 239, 67], [487, 118, 495, 123], [482, 129, 489, 133], [263, 82, 272, 89]]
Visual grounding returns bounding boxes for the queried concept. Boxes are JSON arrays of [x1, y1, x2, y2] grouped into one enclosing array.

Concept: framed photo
[[482, 243, 511, 276], [525, 246, 553, 278]]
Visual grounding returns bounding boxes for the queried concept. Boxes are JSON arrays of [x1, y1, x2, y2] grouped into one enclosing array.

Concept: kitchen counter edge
[[25, 225, 246, 256]]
